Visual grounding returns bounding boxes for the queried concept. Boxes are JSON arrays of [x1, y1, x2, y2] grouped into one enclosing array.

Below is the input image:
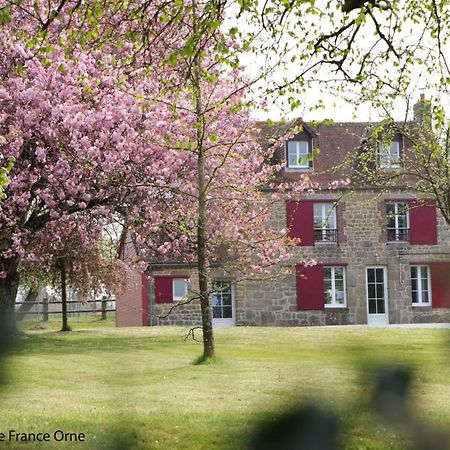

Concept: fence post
[[43, 298, 48, 322], [101, 297, 107, 320]]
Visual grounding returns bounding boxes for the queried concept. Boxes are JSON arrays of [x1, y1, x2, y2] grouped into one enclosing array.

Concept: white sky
[[226, 1, 449, 124]]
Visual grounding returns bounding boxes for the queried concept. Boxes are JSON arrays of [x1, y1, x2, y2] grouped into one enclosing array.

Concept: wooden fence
[[15, 298, 116, 321]]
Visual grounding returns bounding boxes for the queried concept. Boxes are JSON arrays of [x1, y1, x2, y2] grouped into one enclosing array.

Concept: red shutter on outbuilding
[[410, 199, 438, 245], [154, 276, 174, 303], [429, 263, 450, 308], [286, 200, 315, 246], [296, 264, 324, 310]]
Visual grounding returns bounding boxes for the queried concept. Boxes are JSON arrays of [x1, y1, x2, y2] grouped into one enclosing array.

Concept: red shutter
[[296, 264, 324, 310], [286, 200, 315, 246], [154, 276, 173, 303], [430, 263, 450, 308], [410, 199, 437, 245], [141, 273, 149, 325]]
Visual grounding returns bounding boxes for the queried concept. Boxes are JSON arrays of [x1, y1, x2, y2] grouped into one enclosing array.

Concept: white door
[[366, 267, 389, 325], [211, 281, 235, 327]]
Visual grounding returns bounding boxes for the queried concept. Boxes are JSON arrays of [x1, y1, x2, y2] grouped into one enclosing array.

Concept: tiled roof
[[255, 119, 413, 187]]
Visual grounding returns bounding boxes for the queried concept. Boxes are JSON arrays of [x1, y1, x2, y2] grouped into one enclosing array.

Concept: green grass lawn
[[0, 317, 448, 449]]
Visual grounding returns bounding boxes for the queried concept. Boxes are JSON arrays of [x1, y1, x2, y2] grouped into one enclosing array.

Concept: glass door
[[211, 281, 235, 327], [366, 267, 389, 325]]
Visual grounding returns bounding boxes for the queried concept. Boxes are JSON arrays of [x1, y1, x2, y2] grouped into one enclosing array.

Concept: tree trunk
[[193, 4, 215, 359], [60, 261, 70, 332], [15, 287, 39, 321], [0, 259, 20, 336], [197, 163, 215, 358]]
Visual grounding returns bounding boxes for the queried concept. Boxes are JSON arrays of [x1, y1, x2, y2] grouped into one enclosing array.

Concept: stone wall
[[235, 190, 450, 326], [145, 190, 450, 327], [150, 267, 203, 326]]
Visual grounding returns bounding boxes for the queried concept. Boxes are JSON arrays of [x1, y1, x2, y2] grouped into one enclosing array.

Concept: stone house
[[116, 106, 450, 327]]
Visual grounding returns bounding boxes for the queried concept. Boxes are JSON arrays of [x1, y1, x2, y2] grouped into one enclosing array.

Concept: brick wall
[[116, 270, 145, 327]]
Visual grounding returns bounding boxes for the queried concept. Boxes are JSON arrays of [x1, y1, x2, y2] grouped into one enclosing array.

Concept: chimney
[[413, 93, 431, 124]]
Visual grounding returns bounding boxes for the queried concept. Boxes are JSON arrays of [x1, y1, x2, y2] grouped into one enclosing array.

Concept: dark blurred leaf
[[250, 404, 341, 450]]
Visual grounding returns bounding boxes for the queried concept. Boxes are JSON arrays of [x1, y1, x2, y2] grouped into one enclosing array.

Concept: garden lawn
[[0, 317, 448, 449]]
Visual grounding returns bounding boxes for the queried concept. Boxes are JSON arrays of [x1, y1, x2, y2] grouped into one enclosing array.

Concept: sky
[[226, 1, 448, 125]]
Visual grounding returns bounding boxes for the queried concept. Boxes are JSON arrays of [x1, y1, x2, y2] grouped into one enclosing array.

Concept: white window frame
[[324, 266, 347, 307], [286, 140, 311, 169], [379, 140, 402, 169], [314, 203, 337, 243], [386, 202, 409, 241], [172, 278, 188, 302], [410, 265, 432, 306]]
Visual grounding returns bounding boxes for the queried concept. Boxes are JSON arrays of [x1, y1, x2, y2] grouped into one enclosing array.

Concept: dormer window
[[286, 140, 312, 169], [378, 138, 402, 169]]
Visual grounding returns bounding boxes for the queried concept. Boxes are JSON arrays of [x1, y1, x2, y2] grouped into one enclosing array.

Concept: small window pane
[[391, 141, 400, 158], [376, 269, 384, 283], [397, 216, 408, 229], [377, 299, 385, 313], [334, 268, 344, 280], [314, 203, 322, 217], [213, 306, 222, 319], [222, 294, 232, 306], [173, 278, 188, 301], [335, 291, 345, 305], [298, 141, 309, 155], [288, 151, 298, 167], [386, 204, 395, 215], [376, 283, 384, 299], [335, 279, 344, 293], [222, 307, 233, 318]]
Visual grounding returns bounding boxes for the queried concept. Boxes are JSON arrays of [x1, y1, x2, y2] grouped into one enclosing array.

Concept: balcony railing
[[314, 228, 338, 243], [387, 228, 410, 242]]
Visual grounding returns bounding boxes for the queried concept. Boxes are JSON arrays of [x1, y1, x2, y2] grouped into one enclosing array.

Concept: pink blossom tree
[[0, 5, 180, 334], [19, 214, 128, 331], [121, 1, 312, 360]]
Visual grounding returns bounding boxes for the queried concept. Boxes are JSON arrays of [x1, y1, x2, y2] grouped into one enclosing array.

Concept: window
[[324, 267, 346, 307], [286, 140, 312, 169], [314, 203, 337, 243], [386, 202, 409, 242], [411, 266, 431, 305], [172, 278, 188, 301], [211, 281, 233, 319], [379, 140, 402, 169]]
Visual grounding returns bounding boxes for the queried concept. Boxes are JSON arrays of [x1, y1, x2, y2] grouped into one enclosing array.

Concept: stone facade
[[146, 190, 450, 327], [117, 117, 450, 327]]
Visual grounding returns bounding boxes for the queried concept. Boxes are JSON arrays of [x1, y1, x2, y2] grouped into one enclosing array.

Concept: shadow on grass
[[8, 331, 187, 358], [192, 354, 224, 366]]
